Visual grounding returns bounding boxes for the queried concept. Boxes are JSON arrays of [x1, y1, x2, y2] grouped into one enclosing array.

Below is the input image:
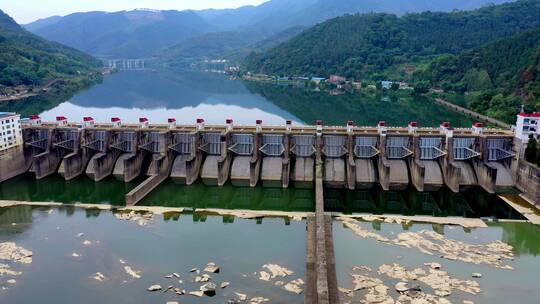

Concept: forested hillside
[[417, 29, 540, 123], [0, 9, 101, 87], [243, 0, 540, 79]]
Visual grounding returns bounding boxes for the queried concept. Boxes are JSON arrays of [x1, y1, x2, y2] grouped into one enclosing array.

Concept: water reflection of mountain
[[498, 222, 540, 256], [245, 81, 474, 127], [69, 71, 301, 122]]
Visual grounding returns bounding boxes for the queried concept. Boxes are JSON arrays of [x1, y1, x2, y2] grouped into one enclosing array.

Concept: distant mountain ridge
[[26, 10, 215, 58], [25, 0, 514, 59]]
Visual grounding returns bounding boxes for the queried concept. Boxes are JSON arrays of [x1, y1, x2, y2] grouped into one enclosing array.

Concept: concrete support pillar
[[346, 134, 355, 190]]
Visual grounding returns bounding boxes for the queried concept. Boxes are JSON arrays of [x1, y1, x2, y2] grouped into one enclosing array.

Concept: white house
[[515, 112, 540, 142], [0, 112, 22, 153]]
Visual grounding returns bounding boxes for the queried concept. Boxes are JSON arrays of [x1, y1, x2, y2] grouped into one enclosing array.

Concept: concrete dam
[[0, 115, 523, 206]]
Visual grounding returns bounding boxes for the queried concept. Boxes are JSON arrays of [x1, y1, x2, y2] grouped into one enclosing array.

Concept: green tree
[[390, 82, 400, 91], [413, 81, 430, 94], [376, 82, 383, 90], [525, 136, 538, 163], [537, 147, 540, 167]]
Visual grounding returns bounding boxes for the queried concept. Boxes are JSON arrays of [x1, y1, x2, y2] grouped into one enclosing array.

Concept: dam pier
[[0, 115, 534, 205]]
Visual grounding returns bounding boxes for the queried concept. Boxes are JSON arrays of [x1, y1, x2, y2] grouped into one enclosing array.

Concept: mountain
[[25, 9, 215, 58], [243, 0, 540, 79], [196, 0, 512, 33], [23, 15, 62, 32], [26, 0, 514, 60], [158, 26, 306, 66], [0, 9, 100, 87], [418, 28, 540, 123]]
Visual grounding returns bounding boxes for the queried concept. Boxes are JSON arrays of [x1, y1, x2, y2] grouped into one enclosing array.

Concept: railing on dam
[[200, 133, 222, 155], [83, 130, 107, 152], [111, 131, 137, 153], [354, 137, 379, 158], [260, 134, 284, 156], [419, 137, 446, 160], [386, 136, 413, 159], [229, 134, 253, 156], [291, 135, 316, 157], [170, 133, 194, 155], [486, 138, 515, 161], [322, 135, 347, 158], [453, 138, 480, 160]]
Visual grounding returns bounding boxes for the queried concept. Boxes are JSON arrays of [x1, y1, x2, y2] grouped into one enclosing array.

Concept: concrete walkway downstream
[[305, 147, 339, 303]]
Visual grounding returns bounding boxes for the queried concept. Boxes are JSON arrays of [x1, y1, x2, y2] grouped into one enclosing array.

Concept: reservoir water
[[1, 70, 473, 126]]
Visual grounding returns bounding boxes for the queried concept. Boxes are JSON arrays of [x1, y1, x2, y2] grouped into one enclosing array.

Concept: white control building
[[515, 112, 540, 142], [0, 112, 22, 153]]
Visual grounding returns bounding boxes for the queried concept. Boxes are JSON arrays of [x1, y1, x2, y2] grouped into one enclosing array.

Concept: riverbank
[[0, 75, 103, 117]]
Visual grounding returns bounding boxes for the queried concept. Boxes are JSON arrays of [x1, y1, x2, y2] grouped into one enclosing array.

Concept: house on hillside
[[381, 81, 393, 90], [328, 75, 346, 85], [311, 77, 326, 85]]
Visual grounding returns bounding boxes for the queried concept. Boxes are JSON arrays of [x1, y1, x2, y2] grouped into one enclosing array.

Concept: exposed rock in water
[[0, 264, 22, 276], [147, 284, 162, 292], [258, 271, 271, 281], [173, 272, 180, 278], [114, 210, 153, 226], [92, 272, 106, 282], [425, 262, 442, 270], [0, 243, 33, 264], [395, 282, 410, 292], [6, 279, 16, 284], [124, 266, 141, 279], [195, 273, 211, 283], [204, 262, 220, 273], [71, 252, 80, 258], [200, 282, 217, 296], [472, 273, 482, 278], [76, 233, 84, 238], [378, 263, 481, 297], [351, 274, 383, 291], [378, 264, 425, 281], [173, 288, 185, 295], [82, 240, 92, 246], [337, 217, 515, 269], [166, 302, 179, 304], [189, 290, 204, 297], [189, 268, 198, 272], [262, 264, 294, 279], [235, 292, 248, 301], [284, 278, 304, 294], [221, 281, 230, 288], [249, 297, 269, 304], [163, 285, 174, 293]]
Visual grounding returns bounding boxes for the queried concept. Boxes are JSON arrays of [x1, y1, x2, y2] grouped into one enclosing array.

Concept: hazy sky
[[2, 0, 269, 24]]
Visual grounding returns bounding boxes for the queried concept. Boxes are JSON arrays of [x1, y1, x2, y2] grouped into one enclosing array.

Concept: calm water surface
[[0, 206, 306, 303], [2, 69, 472, 126], [334, 220, 540, 303]]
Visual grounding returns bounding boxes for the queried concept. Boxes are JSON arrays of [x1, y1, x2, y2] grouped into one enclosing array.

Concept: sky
[[2, 0, 269, 24]]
